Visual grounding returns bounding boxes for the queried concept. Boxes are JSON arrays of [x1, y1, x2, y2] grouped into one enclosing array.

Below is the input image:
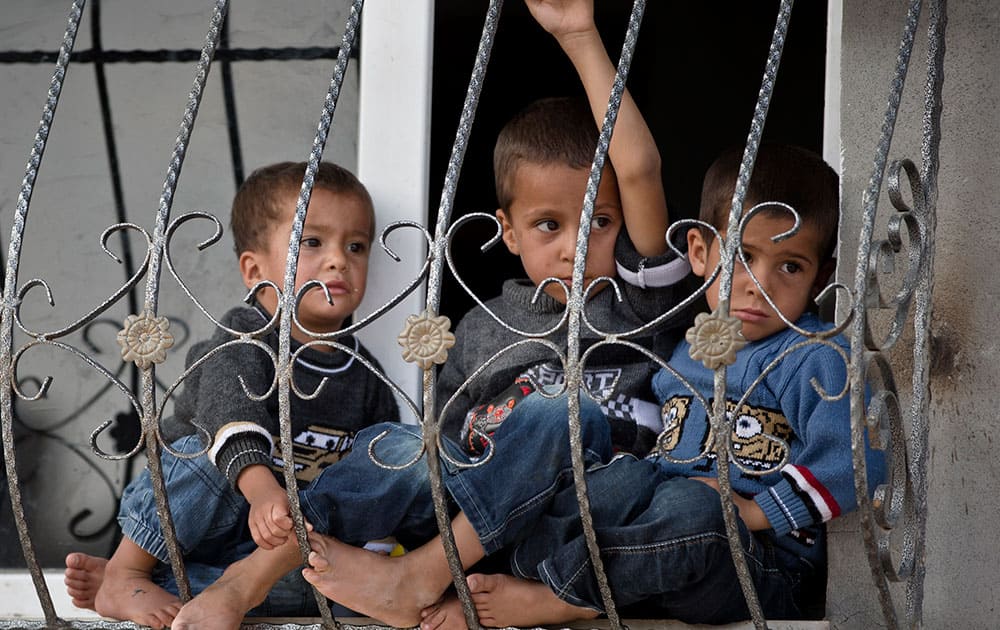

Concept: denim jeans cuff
[[537, 558, 604, 613], [119, 514, 170, 564]]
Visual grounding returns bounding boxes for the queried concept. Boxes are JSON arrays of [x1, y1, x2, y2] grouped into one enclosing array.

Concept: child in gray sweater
[[63, 161, 398, 627]]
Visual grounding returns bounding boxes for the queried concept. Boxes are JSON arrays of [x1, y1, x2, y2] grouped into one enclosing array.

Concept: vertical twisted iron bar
[[905, 1, 944, 625], [140, 0, 230, 602], [562, 2, 646, 627], [276, 1, 364, 626], [0, 1, 86, 626], [710, 2, 793, 627], [421, 2, 504, 627], [849, 2, 922, 628]]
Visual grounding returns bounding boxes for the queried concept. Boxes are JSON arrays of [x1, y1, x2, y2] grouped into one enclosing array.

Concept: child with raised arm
[[441, 0, 690, 458], [63, 161, 399, 628]]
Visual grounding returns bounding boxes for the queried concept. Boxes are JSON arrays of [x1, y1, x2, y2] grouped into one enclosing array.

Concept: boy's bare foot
[[94, 562, 182, 629], [171, 536, 303, 630], [169, 561, 257, 630], [468, 573, 599, 628], [420, 592, 469, 630], [302, 531, 452, 629], [64, 553, 106, 610]]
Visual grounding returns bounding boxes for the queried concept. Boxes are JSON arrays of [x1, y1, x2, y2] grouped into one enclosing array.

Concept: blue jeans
[[118, 435, 329, 616], [299, 392, 614, 552], [301, 392, 813, 624], [508, 456, 809, 623]]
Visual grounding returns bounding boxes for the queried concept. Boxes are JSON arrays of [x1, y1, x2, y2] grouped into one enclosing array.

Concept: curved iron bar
[[848, 0, 944, 627], [12, 318, 127, 435], [290, 339, 422, 424], [443, 213, 572, 338], [735, 203, 855, 339], [434, 339, 567, 471], [293, 220, 436, 342], [366, 337, 566, 473], [269, 1, 366, 625], [861, 159, 927, 350], [13, 223, 152, 340], [9, 339, 144, 462], [0, 1, 87, 624], [151, 337, 277, 460], [858, 351, 914, 583], [579, 217, 717, 340], [905, 3, 944, 622]]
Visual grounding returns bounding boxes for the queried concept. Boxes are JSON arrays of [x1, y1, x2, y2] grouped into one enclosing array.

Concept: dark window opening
[[430, 0, 828, 323]]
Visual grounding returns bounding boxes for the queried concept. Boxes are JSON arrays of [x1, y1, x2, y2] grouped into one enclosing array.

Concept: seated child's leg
[[120, 435, 247, 567], [86, 434, 252, 625], [513, 465, 785, 625], [444, 391, 612, 555], [299, 421, 441, 548]]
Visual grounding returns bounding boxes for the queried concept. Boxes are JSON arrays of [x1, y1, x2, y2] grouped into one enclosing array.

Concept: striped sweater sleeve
[[754, 342, 884, 536]]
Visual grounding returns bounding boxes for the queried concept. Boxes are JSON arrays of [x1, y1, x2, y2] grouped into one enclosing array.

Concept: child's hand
[[690, 477, 771, 531], [525, 0, 595, 41], [238, 465, 294, 549], [248, 488, 294, 550]]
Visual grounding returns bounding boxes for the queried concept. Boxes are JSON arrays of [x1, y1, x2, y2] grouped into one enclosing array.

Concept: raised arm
[[527, 0, 668, 257]]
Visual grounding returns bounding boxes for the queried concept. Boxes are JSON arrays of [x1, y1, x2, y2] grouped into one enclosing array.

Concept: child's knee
[[512, 392, 612, 457], [360, 422, 425, 468]]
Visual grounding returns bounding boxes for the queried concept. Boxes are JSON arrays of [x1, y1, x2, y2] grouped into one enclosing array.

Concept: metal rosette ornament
[[116, 311, 175, 369], [686, 310, 748, 369], [397, 310, 457, 371]]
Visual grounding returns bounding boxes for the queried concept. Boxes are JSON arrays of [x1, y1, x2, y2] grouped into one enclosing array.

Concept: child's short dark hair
[[699, 144, 840, 262], [230, 161, 375, 256], [493, 97, 599, 211]]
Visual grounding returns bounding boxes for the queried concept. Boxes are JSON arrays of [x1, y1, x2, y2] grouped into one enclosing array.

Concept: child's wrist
[[555, 27, 601, 54]]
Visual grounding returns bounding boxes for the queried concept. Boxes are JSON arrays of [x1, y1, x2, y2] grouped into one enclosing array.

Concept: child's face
[[687, 213, 827, 342], [496, 162, 622, 304], [240, 188, 372, 342]]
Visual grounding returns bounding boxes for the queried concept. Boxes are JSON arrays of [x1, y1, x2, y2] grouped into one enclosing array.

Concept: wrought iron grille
[[0, 0, 943, 629]]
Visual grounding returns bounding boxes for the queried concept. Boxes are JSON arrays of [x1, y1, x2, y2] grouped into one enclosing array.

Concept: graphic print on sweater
[[270, 425, 357, 484], [657, 395, 793, 473], [525, 362, 661, 433]]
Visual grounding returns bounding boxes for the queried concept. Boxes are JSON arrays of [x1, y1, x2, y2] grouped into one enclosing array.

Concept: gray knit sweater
[[437, 234, 692, 456], [162, 306, 399, 489]]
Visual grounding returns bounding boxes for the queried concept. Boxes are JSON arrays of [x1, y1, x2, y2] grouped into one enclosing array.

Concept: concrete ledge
[[0, 570, 98, 620], [0, 572, 828, 629]]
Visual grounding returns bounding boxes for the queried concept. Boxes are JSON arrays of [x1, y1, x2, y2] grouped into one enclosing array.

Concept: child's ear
[[686, 228, 709, 278], [496, 209, 520, 255], [239, 250, 263, 290]]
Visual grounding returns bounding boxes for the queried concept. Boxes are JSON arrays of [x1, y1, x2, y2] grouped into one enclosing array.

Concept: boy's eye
[[780, 261, 802, 274], [301, 237, 321, 248], [591, 216, 613, 229], [348, 241, 369, 254], [536, 220, 559, 233]]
